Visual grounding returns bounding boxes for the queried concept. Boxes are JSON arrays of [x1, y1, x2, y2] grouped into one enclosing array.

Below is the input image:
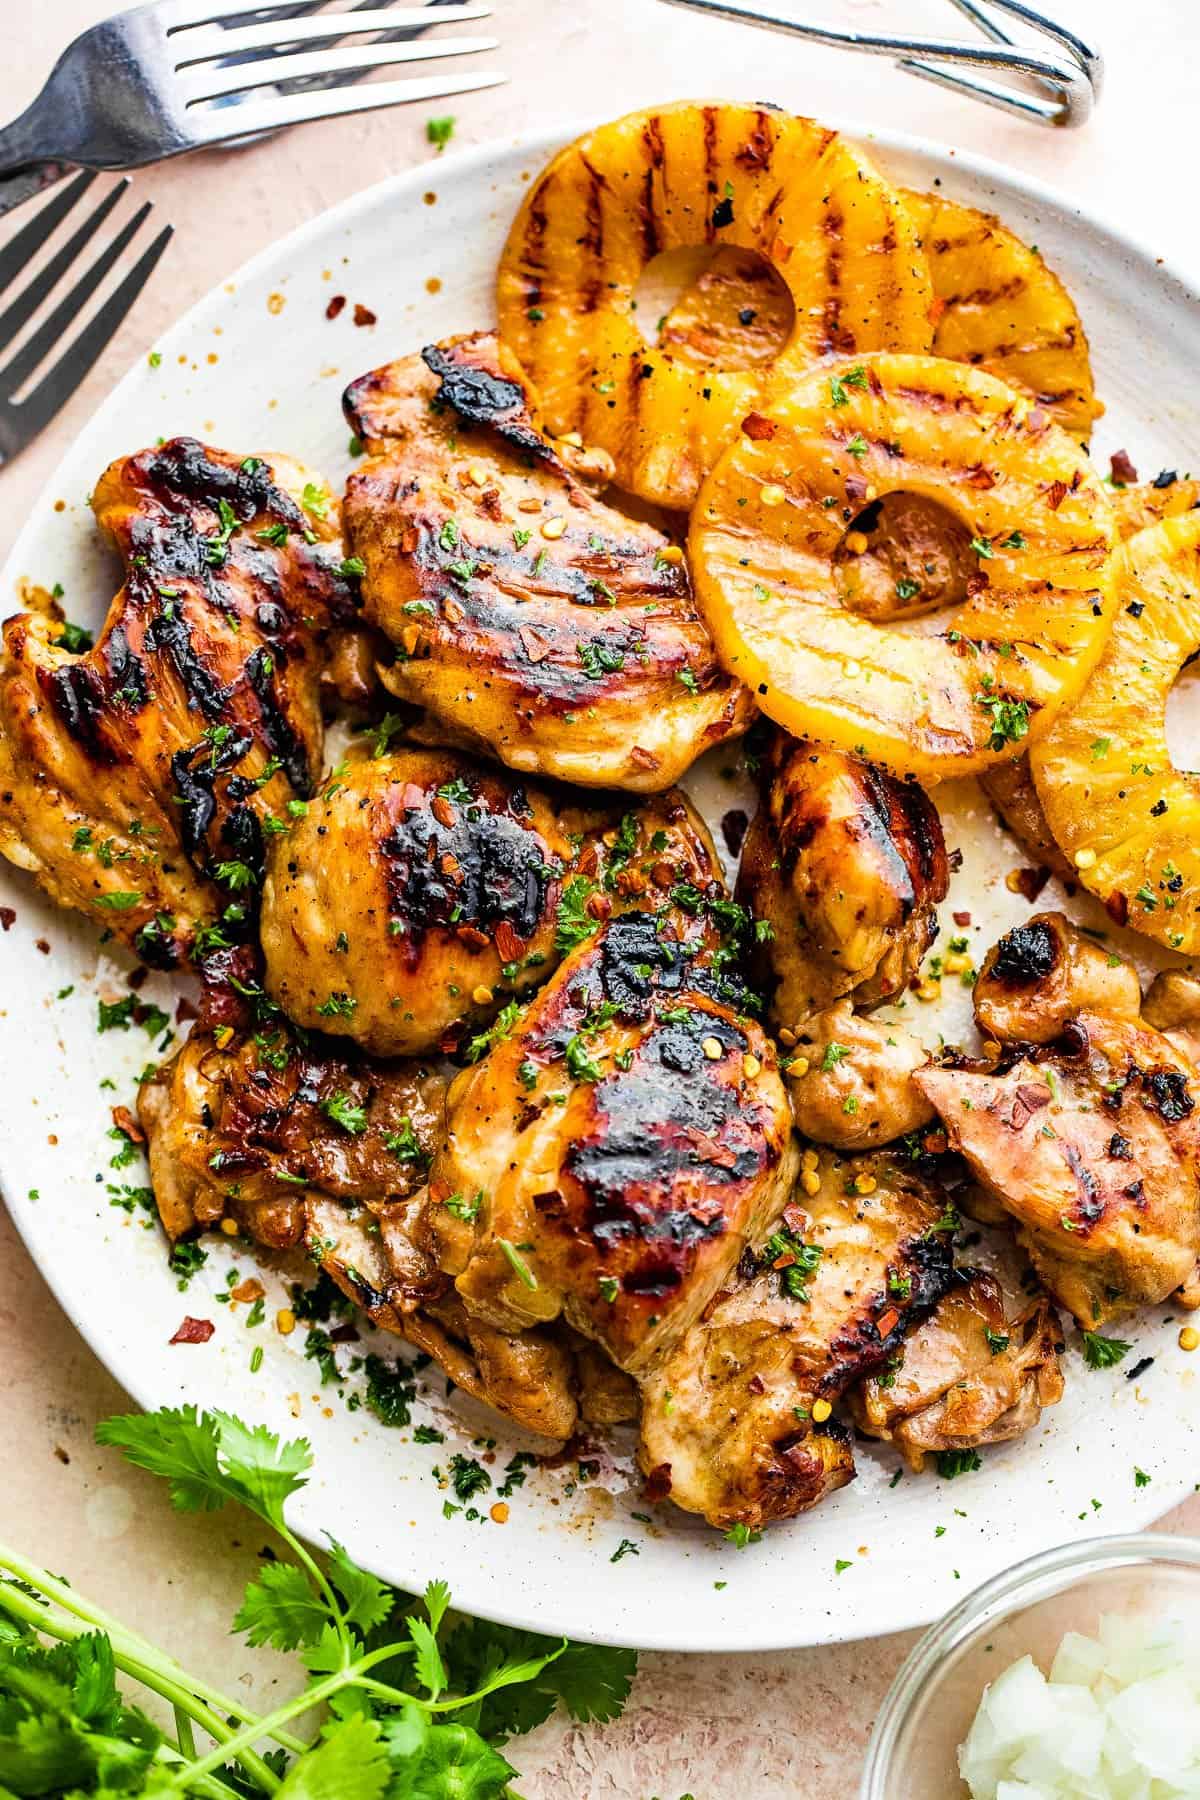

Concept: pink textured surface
[[1, 2, 1197, 1793]]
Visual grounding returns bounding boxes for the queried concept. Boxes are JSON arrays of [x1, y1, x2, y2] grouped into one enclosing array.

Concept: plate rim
[[3, 112, 1198, 1654]]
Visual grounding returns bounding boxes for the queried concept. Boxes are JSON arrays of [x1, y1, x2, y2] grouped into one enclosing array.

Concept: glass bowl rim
[[858, 1531, 1200, 1798]]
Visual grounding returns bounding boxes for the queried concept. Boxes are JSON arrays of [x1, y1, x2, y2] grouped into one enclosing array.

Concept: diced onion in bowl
[[958, 1616, 1200, 1799]]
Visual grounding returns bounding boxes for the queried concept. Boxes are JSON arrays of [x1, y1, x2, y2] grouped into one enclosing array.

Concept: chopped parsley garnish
[[820, 1041, 850, 1071], [498, 1238, 537, 1289], [984, 1327, 1010, 1356], [845, 433, 868, 459], [829, 366, 868, 408], [895, 577, 921, 601], [55, 619, 94, 653], [426, 114, 455, 152], [466, 1001, 521, 1063], [1081, 1330, 1133, 1370], [724, 1523, 762, 1549], [761, 1226, 822, 1302], [382, 1117, 429, 1165], [555, 874, 599, 955], [578, 640, 625, 679], [321, 1091, 368, 1135], [565, 1033, 605, 1083], [315, 991, 357, 1018], [976, 692, 1030, 750], [936, 1450, 982, 1479]]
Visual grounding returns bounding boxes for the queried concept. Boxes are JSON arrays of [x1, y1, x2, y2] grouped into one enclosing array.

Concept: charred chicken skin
[[737, 729, 948, 1028], [918, 914, 1200, 1326], [139, 1019, 578, 1439], [0, 440, 354, 964], [423, 803, 797, 1379], [341, 331, 753, 791], [973, 910, 1141, 1047], [850, 1271, 1063, 1471], [260, 745, 578, 1057], [637, 1150, 955, 1530]]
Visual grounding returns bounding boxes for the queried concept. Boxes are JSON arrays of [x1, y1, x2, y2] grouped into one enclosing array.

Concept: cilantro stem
[[0, 1548, 298, 1785], [175, 1705, 198, 1759]]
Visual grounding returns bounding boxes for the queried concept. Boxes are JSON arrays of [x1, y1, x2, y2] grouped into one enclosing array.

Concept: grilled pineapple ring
[[903, 189, 1102, 441], [688, 352, 1117, 780], [1031, 512, 1200, 952], [496, 102, 933, 510]]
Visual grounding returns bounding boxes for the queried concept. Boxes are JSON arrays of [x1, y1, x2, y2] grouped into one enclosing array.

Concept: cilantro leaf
[[326, 1539, 395, 1638], [234, 1560, 328, 1651], [424, 1579, 451, 1636], [381, 1711, 515, 1800], [408, 1616, 447, 1699], [96, 1406, 310, 1528], [278, 1715, 390, 1800]]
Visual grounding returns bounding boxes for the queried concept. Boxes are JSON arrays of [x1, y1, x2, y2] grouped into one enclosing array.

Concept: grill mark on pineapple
[[701, 106, 718, 228], [735, 110, 777, 171], [943, 275, 1028, 310], [819, 200, 849, 356]]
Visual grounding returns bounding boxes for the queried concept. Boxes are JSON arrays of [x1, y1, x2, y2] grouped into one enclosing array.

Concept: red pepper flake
[[353, 302, 377, 327], [952, 910, 972, 927], [741, 412, 776, 441], [877, 1307, 900, 1337], [0, 907, 15, 931], [494, 920, 525, 963], [518, 624, 553, 664], [111, 1104, 144, 1144], [1044, 479, 1069, 511], [170, 1316, 214, 1345], [325, 294, 346, 320], [1014, 865, 1051, 904], [629, 746, 661, 771], [1109, 448, 1139, 486]]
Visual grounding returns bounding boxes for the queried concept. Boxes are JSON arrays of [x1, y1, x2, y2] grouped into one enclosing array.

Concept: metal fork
[[658, 0, 1101, 128], [0, 173, 171, 465], [0, 0, 505, 213]]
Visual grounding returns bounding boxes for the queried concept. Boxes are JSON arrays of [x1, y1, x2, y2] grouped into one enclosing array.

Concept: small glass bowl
[[859, 1533, 1200, 1799]]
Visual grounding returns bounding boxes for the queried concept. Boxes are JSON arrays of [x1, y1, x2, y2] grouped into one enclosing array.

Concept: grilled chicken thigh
[[423, 805, 796, 1378], [737, 730, 947, 1029], [638, 1151, 955, 1529], [918, 1019, 1200, 1328], [973, 911, 1141, 1046], [260, 745, 577, 1056], [139, 1020, 578, 1438], [0, 440, 353, 964], [342, 331, 753, 791], [784, 1001, 935, 1150], [850, 1272, 1063, 1471]]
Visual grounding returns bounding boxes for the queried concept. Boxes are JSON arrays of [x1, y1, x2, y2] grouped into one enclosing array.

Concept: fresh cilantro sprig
[[0, 1404, 636, 1798]]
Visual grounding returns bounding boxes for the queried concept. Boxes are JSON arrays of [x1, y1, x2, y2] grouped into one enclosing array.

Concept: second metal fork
[[0, 0, 505, 211]]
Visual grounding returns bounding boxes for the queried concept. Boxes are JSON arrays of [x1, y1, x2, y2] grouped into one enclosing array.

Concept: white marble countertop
[[2, 2, 1198, 1793]]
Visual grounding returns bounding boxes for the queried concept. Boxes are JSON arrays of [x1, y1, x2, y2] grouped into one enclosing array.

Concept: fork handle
[[0, 163, 75, 220]]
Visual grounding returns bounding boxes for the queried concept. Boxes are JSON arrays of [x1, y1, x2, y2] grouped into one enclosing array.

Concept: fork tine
[[0, 203, 156, 397], [158, 0, 312, 27], [10, 226, 173, 444], [173, 4, 491, 62], [182, 34, 496, 102], [0, 181, 129, 357], [186, 63, 505, 141], [0, 173, 97, 301]]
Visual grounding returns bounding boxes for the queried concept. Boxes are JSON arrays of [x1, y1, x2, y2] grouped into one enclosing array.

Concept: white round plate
[[4, 121, 1200, 1654]]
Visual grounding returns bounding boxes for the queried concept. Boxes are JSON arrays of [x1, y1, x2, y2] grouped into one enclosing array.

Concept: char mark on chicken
[[423, 796, 796, 1377], [0, 439, 354, 963], [342, 331, 753, 791], [637, 1150, 957, 1530], [737, 728, 947, 1029]]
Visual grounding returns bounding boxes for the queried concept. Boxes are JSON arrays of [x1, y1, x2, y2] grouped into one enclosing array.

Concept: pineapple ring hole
[[1164, 658, 1200, 773], [633, 244, 795, 372], [833, 493, 979, 622]]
